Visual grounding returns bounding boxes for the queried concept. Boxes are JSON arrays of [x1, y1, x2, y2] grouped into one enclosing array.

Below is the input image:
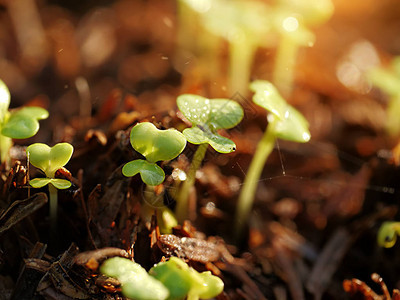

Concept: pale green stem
[[234, 118, 277, 240], [229, 37, 256, 97], [187, 294, 199, 300], [386, 95, 400, 137], [48, 183, 58, 235], [0, 133, 12, 164], [176, 1, 197, 53], [273, 34, 299, 97], [176, 143, 208, 223]]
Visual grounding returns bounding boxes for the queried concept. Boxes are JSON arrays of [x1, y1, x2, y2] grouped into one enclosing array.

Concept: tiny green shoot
[[26, 142, 74, 232], [176, 94, 244, 222], [149, 256, 224, 300], [100, 256, 223, 300], [234, 80, 310, 239], [122, 122, 187, 186], [0, 80, 49, 163], [367, 56, 400, 136], [100, 257, 170, 300], [377, 221, 400, 248]]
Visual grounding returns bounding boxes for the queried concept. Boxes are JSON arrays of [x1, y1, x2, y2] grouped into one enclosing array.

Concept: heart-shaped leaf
[[101, 257, 169, 300], [27, 143, 74, 178], [250, 80, 288, 119], [270, 106, 311, 143], [0, 80, 10, 122], [177, 95, 242, 153], [30, 178, 52, 188], [29, 178, 71, 189], [250, 80, 310, 143], [2, 107, 49, 139], [177, 94, 243, 129], [183, 127, 236, 153], [122, 159, 165, 186], [130, 122, 186, 163], [50, 178, 72, 189]]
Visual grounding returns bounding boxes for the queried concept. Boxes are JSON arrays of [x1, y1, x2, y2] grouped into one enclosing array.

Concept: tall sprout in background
[[177, 0, 272, 96], [199, 0, 272, 96], [234, 80, 310, 240], [272, 0, 334, 95], [177, 0, 333, 97], [367, 56, 400, 137]]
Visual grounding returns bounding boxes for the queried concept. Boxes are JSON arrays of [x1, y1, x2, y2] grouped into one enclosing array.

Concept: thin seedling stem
[[176, 143, 208, 223], [48, 183, 58, 235], [234, 118, 277, 240]]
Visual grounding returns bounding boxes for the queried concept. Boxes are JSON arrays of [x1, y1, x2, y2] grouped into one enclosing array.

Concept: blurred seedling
[[26, 143, 74, 232], [367, 56, 400, 137], [100, 257, 170, 300], [192, 0, 272, 96], [234, 80, 310, 239], [0, 80, 49, 163], [272, 0, 334, 95], [176, 94, 244, 223], [377, 221, 400, 248], [149, 256, 224, 300]]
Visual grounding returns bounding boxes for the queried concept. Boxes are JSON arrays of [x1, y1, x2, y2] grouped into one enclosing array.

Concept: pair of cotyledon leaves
[[122, 97, 244, 186], [123, 80, 309, 186], [27, 143, 74, 189], [250, 80, 311, 143], [100, 256, 223, 300], [0, 80, 48, 140]]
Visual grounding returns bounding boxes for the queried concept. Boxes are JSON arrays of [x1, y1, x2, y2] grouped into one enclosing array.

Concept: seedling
[[234, 80, 310, 239], [179, 0, 272, 96], [176, 94, 244, 222], [272, 0, 334, 95], [367, 56, 400, 136], [377, 221, 400, 248], [100, 257, 170, 300], [0, 80, 49, 163], [26, 143, 74, 231], [196, 0, 272, 96], [122, 122, 187, 186], [149, 256, 224, 300]]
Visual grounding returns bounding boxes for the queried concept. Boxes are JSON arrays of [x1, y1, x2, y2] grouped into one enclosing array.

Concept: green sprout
[[377, 221, 400, 248], [234, 80, 310, 239], [176, 94, 244, 222], [100, 257, 170, 300], [100, 256, 223, 300], [367, 56, 400, 137], [149, 257, 224, 300], [272, 0, 334, 95], [122, 122, 187, 186], [26, 143, 74, 231], [0, 80, 49, 163]]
